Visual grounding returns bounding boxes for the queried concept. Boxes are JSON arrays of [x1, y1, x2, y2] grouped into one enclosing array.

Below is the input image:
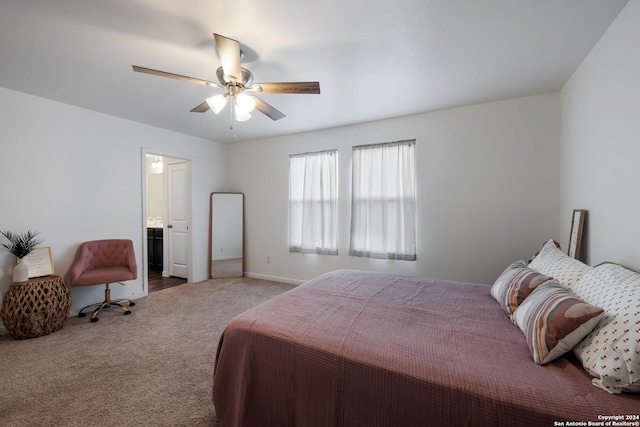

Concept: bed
[[213, 251, 640, 426]]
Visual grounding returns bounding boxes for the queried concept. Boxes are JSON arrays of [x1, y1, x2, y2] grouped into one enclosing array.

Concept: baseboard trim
[[194, 274, 209, 283], [244, 272, 305, 286]]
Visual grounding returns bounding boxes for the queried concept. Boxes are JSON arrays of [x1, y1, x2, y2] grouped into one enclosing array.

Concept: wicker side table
[[1, 275, 71, 339]]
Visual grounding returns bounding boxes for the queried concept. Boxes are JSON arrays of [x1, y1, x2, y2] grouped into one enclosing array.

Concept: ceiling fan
[[132, 33, 320, 127]]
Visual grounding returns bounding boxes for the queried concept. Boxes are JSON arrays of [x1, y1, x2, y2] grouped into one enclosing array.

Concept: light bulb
[[235, 107, 252, 122], [235, 92, 256, 113], [206, 94, 229, 114]]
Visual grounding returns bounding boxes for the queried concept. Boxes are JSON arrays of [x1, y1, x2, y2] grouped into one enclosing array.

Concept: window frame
[[349, 140, 417, 260], [288, 149, 339, 255]]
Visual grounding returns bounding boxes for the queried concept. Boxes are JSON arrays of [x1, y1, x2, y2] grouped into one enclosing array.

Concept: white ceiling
[[0, 0, 630, 144]]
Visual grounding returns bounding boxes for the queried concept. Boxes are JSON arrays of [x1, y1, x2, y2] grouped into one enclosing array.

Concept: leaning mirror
[[210, 193, 244, 279]]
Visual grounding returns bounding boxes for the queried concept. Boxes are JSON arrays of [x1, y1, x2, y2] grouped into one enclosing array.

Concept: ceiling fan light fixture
[[235, 92, 256, 113], [235, 108, 252, 122], [206, 94, 229, 114], [133, 33, 320, 128]]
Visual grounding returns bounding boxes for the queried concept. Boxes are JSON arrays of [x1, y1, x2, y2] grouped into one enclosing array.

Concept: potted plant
[[0, 230, 43, 282]]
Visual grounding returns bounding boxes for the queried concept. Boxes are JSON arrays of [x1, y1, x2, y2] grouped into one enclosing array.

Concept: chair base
[[78, 284, 135, 322]]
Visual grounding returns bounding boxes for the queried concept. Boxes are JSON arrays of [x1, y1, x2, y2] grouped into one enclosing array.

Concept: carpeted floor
[[0, 277, 295, 427]]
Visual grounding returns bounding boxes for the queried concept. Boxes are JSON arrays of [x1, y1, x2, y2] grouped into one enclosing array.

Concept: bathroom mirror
[[210, 192, 244, 278]]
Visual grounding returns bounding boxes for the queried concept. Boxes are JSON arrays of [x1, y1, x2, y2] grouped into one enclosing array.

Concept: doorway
[[143, 151, 191, 294]]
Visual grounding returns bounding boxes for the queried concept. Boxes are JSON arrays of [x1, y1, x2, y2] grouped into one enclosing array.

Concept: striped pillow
[[491, 260, 554, 315], [512, 282, 604, 365]]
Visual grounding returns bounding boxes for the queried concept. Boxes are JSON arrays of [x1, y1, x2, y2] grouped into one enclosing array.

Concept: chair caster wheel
[[90, 317, 99, 322], [79, 312, 86, 318], [129, 302, 136, 307], [124, 310, 132, 315]]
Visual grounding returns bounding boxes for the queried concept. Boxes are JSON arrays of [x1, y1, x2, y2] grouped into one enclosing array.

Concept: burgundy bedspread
[[212, 269, 640, 427]]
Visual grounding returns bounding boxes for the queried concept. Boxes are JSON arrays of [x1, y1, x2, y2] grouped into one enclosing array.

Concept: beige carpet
[[0, 277, 295, 427]]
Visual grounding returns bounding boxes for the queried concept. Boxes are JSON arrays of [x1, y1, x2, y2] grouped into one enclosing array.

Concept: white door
[[167, 161, 189, 278]]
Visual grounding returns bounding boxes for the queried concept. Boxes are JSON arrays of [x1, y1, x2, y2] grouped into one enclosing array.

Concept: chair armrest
[[126, 241, 138, 279], [70, 245, 89, 285]]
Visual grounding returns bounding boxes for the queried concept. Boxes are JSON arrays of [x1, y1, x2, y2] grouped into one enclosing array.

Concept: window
[[289, 149, 338, 255], [349, 140, 416, 260]]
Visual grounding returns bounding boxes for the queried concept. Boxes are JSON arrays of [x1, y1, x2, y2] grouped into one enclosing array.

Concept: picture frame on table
[[22, 246, 55, 278], [568, 209, 587, 259]]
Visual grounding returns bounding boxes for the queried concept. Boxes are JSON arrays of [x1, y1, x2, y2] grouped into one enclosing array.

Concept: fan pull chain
[[229, 99, 235, 130], [230, 96, 240, 139]]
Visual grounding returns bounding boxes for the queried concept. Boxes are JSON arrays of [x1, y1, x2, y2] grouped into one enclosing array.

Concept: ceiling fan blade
[[190, 101, 210, 113], [213, 33, 242, 82], [132, 65, 221, 88], [249, 82, 320, 94], [252, 96, 286, 121]]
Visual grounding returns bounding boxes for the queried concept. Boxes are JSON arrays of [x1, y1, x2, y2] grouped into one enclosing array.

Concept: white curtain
[[289, 150, 338, 255], [349, 140, 416, 260]]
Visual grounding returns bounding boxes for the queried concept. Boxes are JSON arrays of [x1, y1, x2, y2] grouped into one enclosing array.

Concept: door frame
[[141, 148, 193, 295]]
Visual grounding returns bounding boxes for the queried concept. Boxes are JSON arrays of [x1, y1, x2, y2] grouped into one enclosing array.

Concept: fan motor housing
[[216, 66, 254, 88]]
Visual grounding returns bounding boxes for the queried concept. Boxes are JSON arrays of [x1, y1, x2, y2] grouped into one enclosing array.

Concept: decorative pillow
[[528, 239, 591, 290], [572, 263, 640, 394], [512, 282, 603, 365], [491, 260, 554, 315]]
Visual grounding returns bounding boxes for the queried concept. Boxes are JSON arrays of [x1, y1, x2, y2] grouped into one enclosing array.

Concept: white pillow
[[528, 239, 591, 290], [572, 263, 640, 394]]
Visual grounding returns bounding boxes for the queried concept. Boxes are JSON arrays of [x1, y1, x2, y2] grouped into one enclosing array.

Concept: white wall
[[0, 88, 227, 318], [561, 0, 640, 271], [228, 92, 561, 285], [146, 155, 164, 219]]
